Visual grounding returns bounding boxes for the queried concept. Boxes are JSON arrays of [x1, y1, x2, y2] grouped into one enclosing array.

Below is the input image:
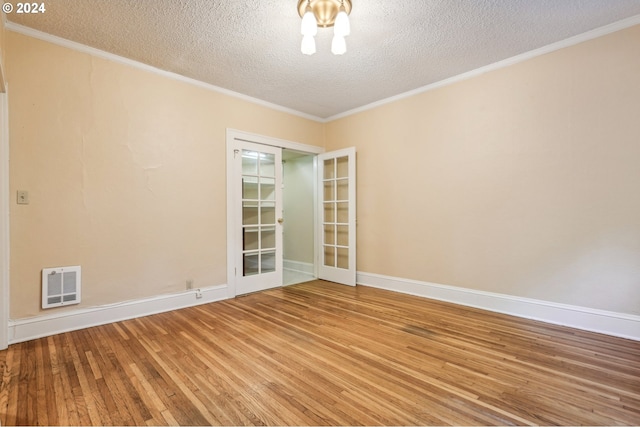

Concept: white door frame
[[0, 91, 9, 350], [226, 129, 323, 297]]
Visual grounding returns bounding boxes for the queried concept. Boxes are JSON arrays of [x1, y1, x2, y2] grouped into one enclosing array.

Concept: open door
[[317, 147, 356, 286], [226, 129, 323, 297], [229, 140, 283, 295]]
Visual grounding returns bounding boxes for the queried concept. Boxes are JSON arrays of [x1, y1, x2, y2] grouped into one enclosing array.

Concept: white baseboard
[[8, 284, 229, 344], [284, 259, 314, 275], [10, 274, 639, 344], [357, 272, 640, 341]]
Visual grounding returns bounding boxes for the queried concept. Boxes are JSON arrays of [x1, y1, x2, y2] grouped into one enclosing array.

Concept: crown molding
[[6, 14, 640, 124], [5, 22, 325, 123], [327, 14, 640, 122]]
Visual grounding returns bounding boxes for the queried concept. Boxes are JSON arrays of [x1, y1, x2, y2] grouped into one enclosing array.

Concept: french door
[[226, 129, 356, 295], [229, 140, 283, 295], [317, 148, 356, 286]]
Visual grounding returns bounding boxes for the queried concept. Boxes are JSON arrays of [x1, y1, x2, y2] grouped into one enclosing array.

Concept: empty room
[[1, 1, 640, 425]]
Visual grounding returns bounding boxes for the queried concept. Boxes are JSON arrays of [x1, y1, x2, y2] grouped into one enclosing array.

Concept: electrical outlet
[[186, 279, 193, 290], [195, 289, 203, 299]]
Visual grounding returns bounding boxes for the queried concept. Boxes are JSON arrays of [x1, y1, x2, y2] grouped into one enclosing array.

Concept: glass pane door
[[242, 150, 277, 276], [233, 141, 283, 295], [318, 148, 356, 286]]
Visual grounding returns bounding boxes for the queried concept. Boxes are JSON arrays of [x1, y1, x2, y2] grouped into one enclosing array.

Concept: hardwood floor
[[1, 280, 639, 425]]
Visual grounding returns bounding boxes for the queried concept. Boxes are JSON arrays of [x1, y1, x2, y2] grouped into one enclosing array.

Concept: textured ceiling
[[7, 0, 640, 120]]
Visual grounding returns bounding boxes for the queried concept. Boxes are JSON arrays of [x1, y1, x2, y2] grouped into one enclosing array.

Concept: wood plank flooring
[[1, 280, 639, 425]]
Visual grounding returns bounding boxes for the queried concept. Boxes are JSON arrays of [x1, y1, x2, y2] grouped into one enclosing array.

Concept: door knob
[[277, 218, 284, 224]]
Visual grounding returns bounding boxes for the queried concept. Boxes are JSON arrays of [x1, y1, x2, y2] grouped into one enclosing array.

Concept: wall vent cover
[[42, 266, 81, 309]]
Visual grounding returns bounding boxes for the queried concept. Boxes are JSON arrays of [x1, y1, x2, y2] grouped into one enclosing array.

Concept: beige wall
[[7, 31, 323, 318], [0, 14, 6, 92], [8, 23, 640, 320], [283, 154, 315, 264], [326, 24, 640, 315]]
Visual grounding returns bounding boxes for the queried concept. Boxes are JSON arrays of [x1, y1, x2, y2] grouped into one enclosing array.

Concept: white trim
[[284, 259, 314, 275], [0, 90, 8, 350], [8, 284, 229, 344], [312, 155, 319, 279], [326, 14, 640, 122], [5, 22, 325, 123], [357, 271, 640, 342], [226, 129, 324, 156], [8, 270, 639, 344], [226, 135, 238, 298]]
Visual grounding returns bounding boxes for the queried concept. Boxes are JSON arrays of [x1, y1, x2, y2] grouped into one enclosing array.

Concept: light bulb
[[301, 34, 316, 55], [331, 35, 346, 55], [301, 6, 318, 36], [334, 5, 350, 36]]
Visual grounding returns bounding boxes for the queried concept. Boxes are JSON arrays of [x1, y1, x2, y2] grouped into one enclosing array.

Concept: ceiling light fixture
[[297, 0, 352, 56]]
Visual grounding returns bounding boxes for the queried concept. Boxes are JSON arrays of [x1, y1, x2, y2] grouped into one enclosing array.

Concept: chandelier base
[[297, 0, 352, 28]]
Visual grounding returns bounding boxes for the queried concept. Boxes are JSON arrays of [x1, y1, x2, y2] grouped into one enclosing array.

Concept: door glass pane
[[323, 181, 335, 201], [324, 159, 335, 179], [337, 225, 348, 246], [324, 246, 335, 267], [260, 177, 276, 200], [324, 225, 336, 245], [337, 247, 349, 269], [336, 156, 348, 178], [243, 253, 259, 276], [242, 151, 258, 175], [242, 177, 258, 199], [324, 202, 335, 223], [242, 203, 259, 225], [261, 226, 276, 250], [337, 179, 348, 201], [243, 227, 259, 250], [337, 202, 348, 223], [260, 153, 275, 177], [261, 202, 276, 224], [261, 251, 276, 273]]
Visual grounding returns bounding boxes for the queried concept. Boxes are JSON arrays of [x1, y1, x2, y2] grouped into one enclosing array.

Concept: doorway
[[226, 129, 356, 297], [282, 149, 316, 285]]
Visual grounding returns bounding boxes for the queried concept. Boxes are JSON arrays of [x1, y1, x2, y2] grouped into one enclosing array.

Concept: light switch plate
[[17, 190, 29, 205]]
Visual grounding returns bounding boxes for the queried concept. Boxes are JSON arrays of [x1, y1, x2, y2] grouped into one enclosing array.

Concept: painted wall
[[283, 154, 315, 265], [0, 14, 6, 92], [7, 31, 323, 318], [326, 24, 640, 315], [7, 22, 640, 322]]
